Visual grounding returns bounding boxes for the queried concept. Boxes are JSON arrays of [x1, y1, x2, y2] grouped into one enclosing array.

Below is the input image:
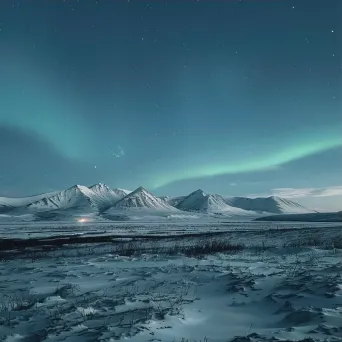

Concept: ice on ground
[[0, 218, 339, 240], [0, 223, 341, 341]]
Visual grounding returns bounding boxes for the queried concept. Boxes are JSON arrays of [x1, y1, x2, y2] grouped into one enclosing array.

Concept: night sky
[[0, 0, 341, 210]]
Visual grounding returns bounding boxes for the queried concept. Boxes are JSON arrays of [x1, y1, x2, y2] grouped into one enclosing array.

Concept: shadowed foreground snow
[[0, 226, 341, 342]]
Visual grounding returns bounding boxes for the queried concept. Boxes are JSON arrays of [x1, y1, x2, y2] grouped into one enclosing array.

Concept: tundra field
[[0, 221, 341, 342]]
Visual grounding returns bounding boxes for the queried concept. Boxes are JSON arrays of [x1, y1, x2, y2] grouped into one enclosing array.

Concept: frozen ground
[[0, 222, 341, 342], [0, 219, 340, 240]]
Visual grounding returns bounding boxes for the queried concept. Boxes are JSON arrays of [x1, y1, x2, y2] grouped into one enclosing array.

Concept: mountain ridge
[[224, 195, 314, 214], [0, 184, 316, 216], [114, 186, 175, 210], [176, 189, 258, 215]]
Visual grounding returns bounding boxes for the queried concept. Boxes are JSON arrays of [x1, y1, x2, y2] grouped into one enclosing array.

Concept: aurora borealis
[[150, 130, 342, 189], [0, 0, 341, 210]]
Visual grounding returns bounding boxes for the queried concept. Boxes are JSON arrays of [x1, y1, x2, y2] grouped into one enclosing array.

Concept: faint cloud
[[247, 185, 342, 199], [272, 185, 342, 198], [247, 192, 269, 198], [313, 186, 342, 197], [229, 182, 238, 186], [271, 187, 316, 198]]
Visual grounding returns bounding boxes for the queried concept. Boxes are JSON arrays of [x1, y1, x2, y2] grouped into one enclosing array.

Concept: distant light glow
[[77, 218, 88, 223]]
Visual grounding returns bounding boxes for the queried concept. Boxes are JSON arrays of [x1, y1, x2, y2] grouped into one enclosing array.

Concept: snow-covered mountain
[[160, 195, 186, 207], [0, 191, 59, 213], [112, 188, 132, 198], [114, 186, 175, 210], [176, 189, 254, 215], [0, 184, 316, 219], [89, 183, 126, 210], [176, 189, 208, 211], [26, 183, 129, 213], [27, 185, 97, 212], [224, 196, 314, 214]]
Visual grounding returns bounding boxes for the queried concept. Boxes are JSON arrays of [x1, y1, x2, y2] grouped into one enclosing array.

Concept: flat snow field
[[0, 219, 340, 239], [0, 222, 341, 342]]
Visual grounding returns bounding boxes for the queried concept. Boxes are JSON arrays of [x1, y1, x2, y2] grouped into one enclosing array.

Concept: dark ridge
[[256, 211, 342, 222], [0, 231, 228, 251]]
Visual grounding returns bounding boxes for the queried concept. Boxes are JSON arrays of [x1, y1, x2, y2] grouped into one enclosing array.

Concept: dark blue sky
[[0, 0, 341, 209]]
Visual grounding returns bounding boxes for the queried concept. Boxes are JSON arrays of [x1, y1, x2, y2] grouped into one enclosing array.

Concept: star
[[112, 145, 125, 158]]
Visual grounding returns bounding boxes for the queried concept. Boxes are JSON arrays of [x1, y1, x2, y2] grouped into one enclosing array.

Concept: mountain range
[[0, 183, 315, 221]]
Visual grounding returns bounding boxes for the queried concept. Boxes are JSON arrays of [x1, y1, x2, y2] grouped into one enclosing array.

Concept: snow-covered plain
[[0, 218, 340, 240], [0, 221, 341, 342]]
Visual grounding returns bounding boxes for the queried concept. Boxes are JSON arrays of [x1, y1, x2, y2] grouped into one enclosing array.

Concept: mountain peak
[[131, 186, 148, 194], [89, 183, 111, 190], [190, 189, 206, 196], [69, 184, 82, 189], [228, 195, 312, 214], [27, 184, 95, 212], [1, 184, 316, 217], [114, 186, 174, 210], [269, 195, 280, 200], [176, 189, 250, 214], [68, 184, 89, 192]]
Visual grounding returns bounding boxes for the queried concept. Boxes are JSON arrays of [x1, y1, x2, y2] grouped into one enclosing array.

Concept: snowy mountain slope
[[114, 186, 176, 210], [0, 191, 59, 213], [176, 189, 254, 215], [175, 189, 208, 211], [89, 183, 125, 209], [224, 196, 315, 214], [112, 188, 132, 198], [160, 196, 186, 207], [24, 183, 130, 213], [26, 185, 96, 212]]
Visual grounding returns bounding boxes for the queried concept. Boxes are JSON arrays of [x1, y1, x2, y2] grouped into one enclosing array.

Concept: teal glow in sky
[[0, 54, 90, 159], [0, 0, 341, 211], [150, 131, 342, 189]]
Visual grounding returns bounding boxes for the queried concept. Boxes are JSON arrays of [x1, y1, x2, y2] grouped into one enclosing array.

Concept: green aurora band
[[150, 132, 342, 189], [0, 58, 90, 160]]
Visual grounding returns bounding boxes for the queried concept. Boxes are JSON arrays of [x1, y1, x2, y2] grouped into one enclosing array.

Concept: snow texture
[[114, 187, 177, 210], [0, 223, 341, 341]]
